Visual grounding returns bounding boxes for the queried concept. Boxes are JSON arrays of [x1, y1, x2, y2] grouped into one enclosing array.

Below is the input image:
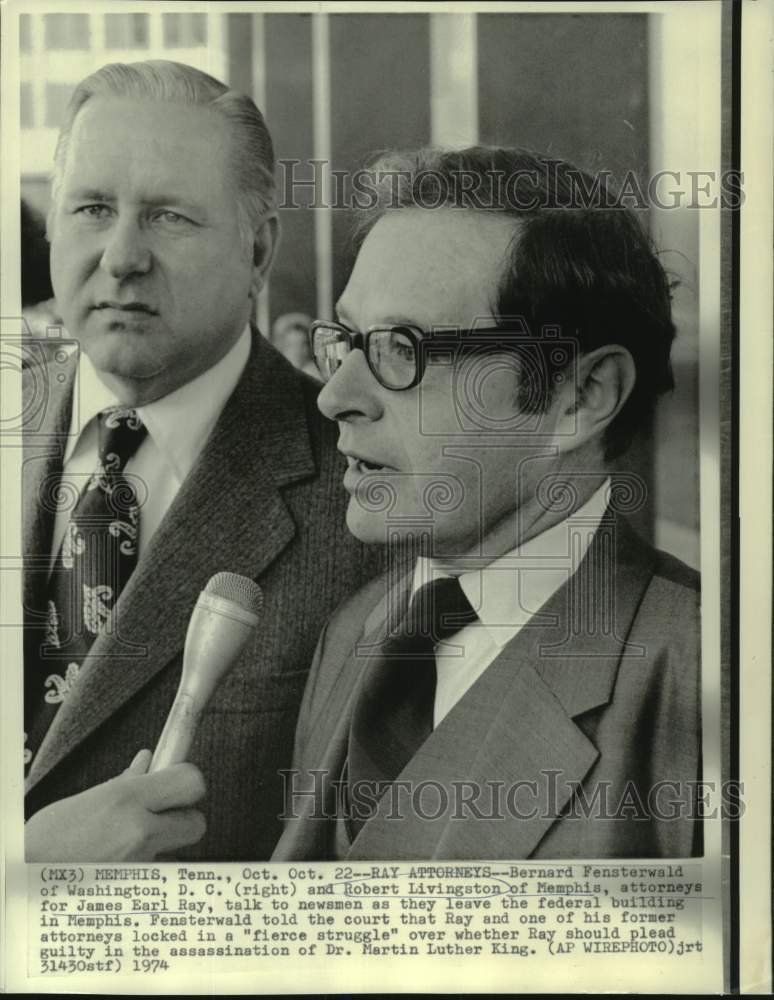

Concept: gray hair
[[50, 59, 276, 254]]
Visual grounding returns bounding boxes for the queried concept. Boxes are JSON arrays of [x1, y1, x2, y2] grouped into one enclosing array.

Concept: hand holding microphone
[[150, 572, 264, 771], [26, 573, 263, 861], [26, 750, 207, 861]]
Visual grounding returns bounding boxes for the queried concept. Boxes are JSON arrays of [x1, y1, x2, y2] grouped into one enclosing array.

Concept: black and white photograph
[[1, 0, 770, 994]]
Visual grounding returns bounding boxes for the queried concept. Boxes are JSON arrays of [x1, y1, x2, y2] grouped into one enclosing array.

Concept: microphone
[[149, 572, 263, 772]]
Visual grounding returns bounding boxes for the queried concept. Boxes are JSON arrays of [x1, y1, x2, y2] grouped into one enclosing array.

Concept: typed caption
[[29, 860, 709, 979]]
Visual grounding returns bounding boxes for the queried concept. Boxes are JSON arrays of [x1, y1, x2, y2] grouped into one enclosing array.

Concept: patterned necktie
[[24, 407, 148, 771], [346, 574, 478, 833]]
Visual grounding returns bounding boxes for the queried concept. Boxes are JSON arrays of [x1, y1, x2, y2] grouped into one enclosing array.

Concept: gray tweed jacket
[[23, 329, 384, 859]]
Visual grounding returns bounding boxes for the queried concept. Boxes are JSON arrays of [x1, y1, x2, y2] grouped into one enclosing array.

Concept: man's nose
[[99, 218, 152, 280], [317, 348, 383, 423]]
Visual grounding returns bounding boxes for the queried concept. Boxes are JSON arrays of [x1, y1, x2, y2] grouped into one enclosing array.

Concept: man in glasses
[[273, 147, 701, 860]]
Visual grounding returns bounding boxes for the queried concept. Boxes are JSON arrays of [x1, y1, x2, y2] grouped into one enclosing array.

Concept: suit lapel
[[304, 566, 414, 766], [347, 512, 658, 859], [273, 570, 414, 859], [27, 333, 317, 790]]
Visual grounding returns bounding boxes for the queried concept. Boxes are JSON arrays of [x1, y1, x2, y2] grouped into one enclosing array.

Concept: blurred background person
[[272, 312, 320, 380], [21, 198, 62, 349]]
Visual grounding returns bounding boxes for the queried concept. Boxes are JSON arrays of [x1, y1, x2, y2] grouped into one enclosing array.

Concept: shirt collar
[[64, 324, 252, 482], [413, 478, 612, 647], [64, 347, 122, 461]]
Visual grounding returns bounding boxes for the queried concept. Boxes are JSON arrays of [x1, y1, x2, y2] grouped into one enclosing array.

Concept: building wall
[[18, 10, 701, 564]]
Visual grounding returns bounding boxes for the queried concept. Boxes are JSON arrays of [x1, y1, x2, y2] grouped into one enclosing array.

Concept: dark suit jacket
[[273, 513, 701, 860], [23, 330, 383, 859]]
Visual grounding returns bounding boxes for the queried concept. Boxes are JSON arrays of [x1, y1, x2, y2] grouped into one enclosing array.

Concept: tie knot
[[98, 408, 147, 470], [400, 575, 478, 648]]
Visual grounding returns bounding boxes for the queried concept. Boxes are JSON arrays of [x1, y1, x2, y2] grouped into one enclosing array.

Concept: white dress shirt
[[411, 480, 612, 727], [50, 325, 251, 570]]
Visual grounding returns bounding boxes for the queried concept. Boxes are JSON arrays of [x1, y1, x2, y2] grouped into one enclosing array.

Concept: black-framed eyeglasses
[[310, 320, 524, 391]]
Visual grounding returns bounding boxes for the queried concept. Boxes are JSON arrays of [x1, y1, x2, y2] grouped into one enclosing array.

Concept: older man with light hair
[[23, 60, 379, 861]]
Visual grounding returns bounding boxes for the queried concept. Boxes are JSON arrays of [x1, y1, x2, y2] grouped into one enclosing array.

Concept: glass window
[[104, 13, 148, 48], [43, 13, 90, 50], [45, 83, 74, 128], [20, 15, 32, 52], [162, 13, 207, 48], [20, 83, 34, 128]]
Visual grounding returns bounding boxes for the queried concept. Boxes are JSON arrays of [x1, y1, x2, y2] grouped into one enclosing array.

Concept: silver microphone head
[[204, 572, 263, 617], [151, 573, 263, 771]]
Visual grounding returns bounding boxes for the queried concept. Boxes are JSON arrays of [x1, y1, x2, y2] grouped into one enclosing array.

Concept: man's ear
[[553, 345, 636, 452], [249, 214, 280, 296]]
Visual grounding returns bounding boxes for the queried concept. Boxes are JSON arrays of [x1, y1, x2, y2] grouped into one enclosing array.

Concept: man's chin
[[344, 504, 402, 547], [345, 503, 443, 553], [80, 338, 161, 378], [78, 342, 168, 401]]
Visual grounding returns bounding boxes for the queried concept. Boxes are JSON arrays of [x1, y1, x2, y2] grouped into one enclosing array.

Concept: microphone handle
[[149, 693, 203, 772]]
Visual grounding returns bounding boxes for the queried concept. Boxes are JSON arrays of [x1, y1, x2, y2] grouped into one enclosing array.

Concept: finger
[[126, 749, 153, 775], [137, 762, 207, 812], [149, 808, 207, 855]]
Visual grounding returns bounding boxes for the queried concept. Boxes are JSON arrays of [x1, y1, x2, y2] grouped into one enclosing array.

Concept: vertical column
[[225, 12, 273, 333], [264, 13, 317, 323], [311, 13, 333, 321], [430, 13, 478, 147], [739, 1, 773, 993], [224, 12, 254, 97], [147, 9, 163, 51], [251, 13, 270, 335], [649, 10, 701, 568], [28, 14, 46, 140], [90, 10, 106, 64], [205, 11, 228, 83]]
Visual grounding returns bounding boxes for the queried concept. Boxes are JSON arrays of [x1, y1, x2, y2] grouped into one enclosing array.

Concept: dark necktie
[[24, 407, 148, 770], [346, 574, 478, 833]]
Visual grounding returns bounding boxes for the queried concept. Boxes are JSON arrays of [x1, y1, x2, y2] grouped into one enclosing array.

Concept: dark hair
[[21, 199, 53, 307], [352, 146, 676, 459]]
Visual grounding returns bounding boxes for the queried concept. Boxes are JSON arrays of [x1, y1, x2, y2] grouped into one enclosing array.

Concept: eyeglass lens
[[313, 325, 417, 389]]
